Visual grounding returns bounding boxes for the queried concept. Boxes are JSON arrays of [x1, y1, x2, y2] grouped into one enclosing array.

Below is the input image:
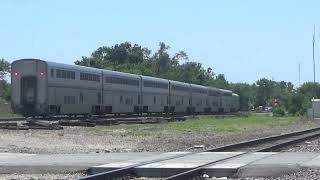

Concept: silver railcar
[[103, 69, 141, 114], [11, 59, 48, 116], [219, 89, 233, 113], [169, 80, 191, 113], [11, 59, 240, 117], [231, 93, 240, 112], [207, 87, 220, 113], [190, 84, 208, 113], [141, 76, 169, 113]]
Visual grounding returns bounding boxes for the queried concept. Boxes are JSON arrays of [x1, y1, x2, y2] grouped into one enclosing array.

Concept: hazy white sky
[[1, 0, 320, 86]]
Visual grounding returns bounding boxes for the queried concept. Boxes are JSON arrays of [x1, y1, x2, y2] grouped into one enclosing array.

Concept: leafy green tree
[[75, 42, 151, 71], [0, 58, 10, 101], [256, 78, 273, 107], [211, 74, 229, 89], [153, 42, 171, 76], [0, 58, 10, 80], [230, 83, 256, 111]]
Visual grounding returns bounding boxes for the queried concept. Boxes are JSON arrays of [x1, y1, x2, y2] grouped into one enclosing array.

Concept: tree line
[[1, 42, 319, 115]]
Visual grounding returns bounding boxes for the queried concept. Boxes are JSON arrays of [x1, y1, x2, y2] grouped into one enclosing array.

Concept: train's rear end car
[[11, 59, 48, 116]]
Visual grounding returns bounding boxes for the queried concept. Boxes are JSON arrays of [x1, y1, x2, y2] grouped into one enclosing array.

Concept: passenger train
[[11, 59, 240, 117]]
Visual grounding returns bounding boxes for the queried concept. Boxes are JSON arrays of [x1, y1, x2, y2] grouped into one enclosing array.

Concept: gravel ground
[[281, 137, 320, 152], [1, 117, 320, 179], [0, 172, 85, 180], [1, 118, 320, 154], [230, 168, 320, 180]]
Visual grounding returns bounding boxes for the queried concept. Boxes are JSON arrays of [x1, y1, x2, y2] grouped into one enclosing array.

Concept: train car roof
[[12, 59, 100, 73], [46, 60, 102, 74], [169, 80, 190, 86], [219, 88, 232, 93], [232, 93, 239, 97], [190, 83, 207, 89], [141, 75, 169, 83], [102, 69, 140, 79], [208, 86, 220, 91]]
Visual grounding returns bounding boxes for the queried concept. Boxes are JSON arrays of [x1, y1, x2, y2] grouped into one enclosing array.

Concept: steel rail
[[165, 129, 320, 180], [78, 126, 320, 180]]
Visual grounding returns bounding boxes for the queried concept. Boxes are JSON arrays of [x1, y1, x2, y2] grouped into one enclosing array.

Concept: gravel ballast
[[230, 168, 320, 180], [1, 116, 320, 180]]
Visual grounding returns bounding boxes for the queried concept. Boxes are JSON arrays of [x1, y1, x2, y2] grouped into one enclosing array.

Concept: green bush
[[273, 107, 285, 117]]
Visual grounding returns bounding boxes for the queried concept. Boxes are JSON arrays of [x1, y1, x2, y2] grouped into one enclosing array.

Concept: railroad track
[[0, 116, 182, 130], [0, 112, 245, 130], [78, 126, 320, 180], [0, 111, 246, 122]]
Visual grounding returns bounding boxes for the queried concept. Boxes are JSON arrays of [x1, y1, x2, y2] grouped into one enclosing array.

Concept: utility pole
[[313, 25, 316, 89], [313, 25, 316, 120]]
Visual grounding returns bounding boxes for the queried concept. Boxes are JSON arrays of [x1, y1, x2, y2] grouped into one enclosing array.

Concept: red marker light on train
[[14, 72, 18, 76], [40, 72, 45, 76]]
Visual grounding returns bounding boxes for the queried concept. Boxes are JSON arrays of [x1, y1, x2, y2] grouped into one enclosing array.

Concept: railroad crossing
[[2, 152, 320, 178], [3, 126, 320, 179]]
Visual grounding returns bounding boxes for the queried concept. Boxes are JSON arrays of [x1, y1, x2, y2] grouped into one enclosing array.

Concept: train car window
[[120, 95, 123, 103], [80, 72, 99, 82], [97, 92, 101, 104], [55, 70, 75, 80], [144, 80, 168, 89], [209, 90, 220, 97], [61, 70, 66, 78], [153, 96, 156, 104], [66, 71, 70, 79], [173, 85, 189, 92], [79, 93, 83, 104], [56, 69, 61, 78], [105, 76, 138, 86], [71, 72, 75, 79], [51, 69, 54, 78], [138, 95, 140, 104]]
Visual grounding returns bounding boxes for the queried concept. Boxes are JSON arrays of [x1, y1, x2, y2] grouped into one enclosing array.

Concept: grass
[[157, 115, 299, 133], [0, 101, 19, 117], [96, 114, 300, 135], [0, 111, 19, 117]]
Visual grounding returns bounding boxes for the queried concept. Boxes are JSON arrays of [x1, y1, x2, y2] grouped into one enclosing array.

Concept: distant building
[[307, 99, 320, 118]]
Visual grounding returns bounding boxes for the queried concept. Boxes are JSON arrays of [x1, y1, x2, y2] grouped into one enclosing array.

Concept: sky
[[1, 0, 320, 86]]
